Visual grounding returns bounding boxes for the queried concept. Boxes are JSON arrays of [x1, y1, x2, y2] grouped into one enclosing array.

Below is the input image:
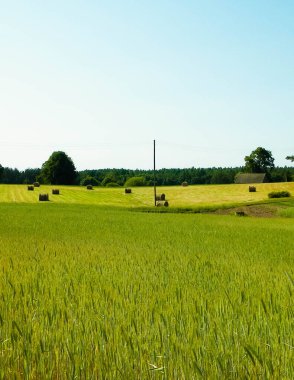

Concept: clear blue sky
[[1, 0, 293, 170]]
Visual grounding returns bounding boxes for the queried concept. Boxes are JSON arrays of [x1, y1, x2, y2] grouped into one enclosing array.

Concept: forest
[[1, 148, 293, 186], [0, 165, 293, 186]]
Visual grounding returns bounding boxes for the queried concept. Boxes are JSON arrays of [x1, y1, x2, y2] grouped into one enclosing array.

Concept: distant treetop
[[244, 147, 275, 174], [39, 151, 77, 185]]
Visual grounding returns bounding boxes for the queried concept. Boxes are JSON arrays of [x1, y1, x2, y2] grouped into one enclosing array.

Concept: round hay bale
[[52, 189, 60, 195], [125, 188, 132, 194], [27, 185, 34, 191], [156, 201, 169, 207], [39, 194, 49, 202], [182, 181, 188, 187], [249, 186, 256, 192], [33, 182, 40, 187], [87, 185, 93, 190], [156, 194, 166, 200]]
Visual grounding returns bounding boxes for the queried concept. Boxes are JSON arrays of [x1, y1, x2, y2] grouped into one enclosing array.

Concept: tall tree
[[0, 164, 3, 180], [286, 155, 294, 162], [39, 151, 77, 185], [244, 147, 275, 173]]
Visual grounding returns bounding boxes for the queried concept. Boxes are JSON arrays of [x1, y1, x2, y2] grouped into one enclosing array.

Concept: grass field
[[1, 182, 294, 211], [0, 184, 294, 378]]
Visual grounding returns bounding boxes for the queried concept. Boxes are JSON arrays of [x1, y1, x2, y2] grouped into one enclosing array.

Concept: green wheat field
[[0, 184, 294, 379]]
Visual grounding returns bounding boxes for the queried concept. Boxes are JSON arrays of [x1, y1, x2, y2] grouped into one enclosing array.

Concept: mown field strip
[[0, 182, 294, 209], [0, 203, 293, 378]]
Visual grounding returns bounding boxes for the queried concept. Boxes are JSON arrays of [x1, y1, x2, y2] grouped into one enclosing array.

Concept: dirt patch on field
[[212, 204, 284, 218]]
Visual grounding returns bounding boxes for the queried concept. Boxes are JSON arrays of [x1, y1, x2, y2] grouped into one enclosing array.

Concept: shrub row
[[268, 191, 291, 198]]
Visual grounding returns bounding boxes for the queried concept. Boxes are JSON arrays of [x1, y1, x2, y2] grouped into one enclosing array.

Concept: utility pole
[[153, 139, 157, 206]]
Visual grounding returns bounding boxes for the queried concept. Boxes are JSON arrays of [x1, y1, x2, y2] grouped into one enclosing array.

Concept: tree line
[[0, 148, 293, 186]]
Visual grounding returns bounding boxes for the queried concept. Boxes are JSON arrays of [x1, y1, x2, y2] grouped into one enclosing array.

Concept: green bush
[[124, 176, 146, 187], [268, 191, 291, 198], [101, 173, 120, 186], [106, 182, 120, 188], [80, 176, 100, 186]]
